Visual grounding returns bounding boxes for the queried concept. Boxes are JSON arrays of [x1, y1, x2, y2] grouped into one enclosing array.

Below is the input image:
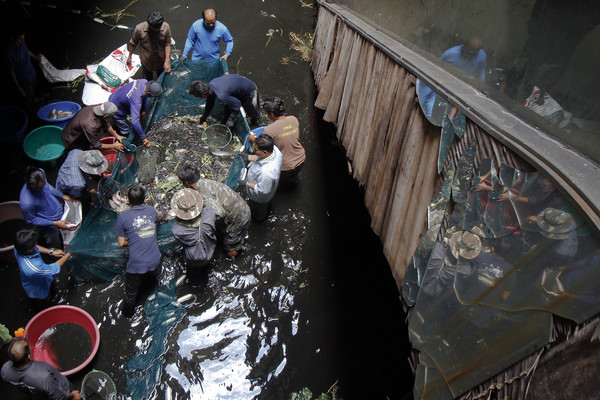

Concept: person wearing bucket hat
[[62, 103, 125, 152], [176, 164, 251, 258], [1, 338, 83, 400], [56, 149, 108, 199], [528, 207, 578, 269], [115, 186, 163, 318], [126, 11, 172, 81], [449, 230, 483, 261], [171, 188, 217, 269], [109, 79, 163, 148]]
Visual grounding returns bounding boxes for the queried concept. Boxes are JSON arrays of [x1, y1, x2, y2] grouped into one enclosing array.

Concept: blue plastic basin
[[37, 101, 81, 128]]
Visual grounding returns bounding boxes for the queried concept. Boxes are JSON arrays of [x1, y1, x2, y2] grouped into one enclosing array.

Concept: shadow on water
[[0, 1, 412, 399]]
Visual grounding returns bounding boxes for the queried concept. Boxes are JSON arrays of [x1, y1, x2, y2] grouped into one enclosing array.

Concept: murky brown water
[[0, 1, 411, 399]]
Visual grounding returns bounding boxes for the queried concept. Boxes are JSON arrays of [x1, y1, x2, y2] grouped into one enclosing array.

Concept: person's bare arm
[[164, 44, 172, 73], [118, 236, 128, 247], [54, 252, 72, 267]]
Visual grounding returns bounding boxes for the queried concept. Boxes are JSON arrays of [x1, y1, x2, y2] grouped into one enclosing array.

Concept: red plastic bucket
[[99, 137, 134, 177], [25, 305, 100, 376]]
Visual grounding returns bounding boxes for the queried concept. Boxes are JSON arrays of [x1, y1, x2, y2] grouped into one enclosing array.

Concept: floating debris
[[289, 31, 314, 62], [139, 116, 242, 213]]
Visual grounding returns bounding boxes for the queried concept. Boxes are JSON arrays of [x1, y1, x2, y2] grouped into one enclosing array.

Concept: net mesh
[[68, 58, 250, 283], [81, 370, 117, 400]]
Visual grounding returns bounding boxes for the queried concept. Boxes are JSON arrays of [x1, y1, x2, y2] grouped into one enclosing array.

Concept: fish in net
[[97, 177, 129, 213], [136, 144, 162, 184], [139, 115, 242, 215]]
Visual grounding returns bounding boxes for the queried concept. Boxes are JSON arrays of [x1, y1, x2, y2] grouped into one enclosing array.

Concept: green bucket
[[23, 125, 65, 162]]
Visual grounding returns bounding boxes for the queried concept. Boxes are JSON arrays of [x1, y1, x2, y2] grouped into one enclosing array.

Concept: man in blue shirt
[[181, 8, 233, 61], [13, 229, 71, 307], [20, 167, 74, 249], [56, 149, 108, 199], [108, 80, 163, 147], [418, 36, 486, 118], [189, 74, 260, 128], [239, 135, 282, 221], [115, 186, 163, 317]]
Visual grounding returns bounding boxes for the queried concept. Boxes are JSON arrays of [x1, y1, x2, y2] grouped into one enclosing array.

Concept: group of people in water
[[5, 8, 307, 399]]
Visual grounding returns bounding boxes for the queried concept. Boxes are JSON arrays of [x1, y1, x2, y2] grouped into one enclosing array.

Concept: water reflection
[[335, 0, 600, 163], [404, 144, 600, 396]]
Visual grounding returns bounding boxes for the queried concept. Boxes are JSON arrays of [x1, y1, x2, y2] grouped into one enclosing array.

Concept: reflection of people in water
[[418, 36, 487, 118]]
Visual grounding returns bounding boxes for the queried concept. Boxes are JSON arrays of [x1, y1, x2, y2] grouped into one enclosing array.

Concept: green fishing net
[[68, 59, 250, 283]]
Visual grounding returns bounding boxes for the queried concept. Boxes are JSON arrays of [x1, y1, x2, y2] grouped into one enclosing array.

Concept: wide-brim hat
[[77, 150, 108, 175], [537, 208, 574, 240], [450, 230, 482, 260], [171, 188, 203, 221]]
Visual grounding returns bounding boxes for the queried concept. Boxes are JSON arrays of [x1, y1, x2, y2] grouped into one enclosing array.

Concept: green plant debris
[[289, 382, 342, 400], [156, 180, 183, 194], [55, 74, 85, 93], [93, 0, 139, 22], [289, 31, 314, 62], [169, 114, 199, 124], [280, 56, 297, 66], [300, 0, 314, 8], [266, 28, 284, 48]]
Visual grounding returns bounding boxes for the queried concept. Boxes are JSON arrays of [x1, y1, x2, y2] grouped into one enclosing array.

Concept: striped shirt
[[14, 248, 60, 299]]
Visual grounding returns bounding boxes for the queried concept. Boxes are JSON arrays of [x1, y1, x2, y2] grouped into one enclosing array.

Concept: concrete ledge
[[318, 0, 600, 233]]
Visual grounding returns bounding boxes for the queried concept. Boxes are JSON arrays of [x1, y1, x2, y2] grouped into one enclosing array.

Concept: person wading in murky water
[[248, 97, 306, 185], [115, 186, 163, 318], [176, 164, 251, 258], [170, 188, 217, 284], [239, 135, 282, 221], [13, 228, 71, 309], [126, 11, 172, 81]]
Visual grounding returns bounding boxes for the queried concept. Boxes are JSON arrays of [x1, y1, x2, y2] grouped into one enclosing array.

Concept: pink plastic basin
[[25, 305, 100, 376]]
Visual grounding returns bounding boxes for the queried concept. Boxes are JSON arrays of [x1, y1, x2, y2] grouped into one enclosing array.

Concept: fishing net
[[67, 59, 252, 283], [136, 144, 161, 185], [81, 370, 117, 400], [96, 177, 127, 212], [125, 278, 186, 399], [203, 123, 233, 148]]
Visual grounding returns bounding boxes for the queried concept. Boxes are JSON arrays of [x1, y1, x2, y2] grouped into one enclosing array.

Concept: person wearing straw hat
[[170, 188, 217, 272], [109, 79, 163, 148], [56, 149, 108, 199], [176, 164, 250, 258], [528, 207, 578, 268], [115, 186, 163, 318], [62, 102, 125, 152], [1, 338, 82, 399]]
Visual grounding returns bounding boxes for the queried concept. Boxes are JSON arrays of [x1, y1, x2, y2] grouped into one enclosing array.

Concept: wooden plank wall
[[312, 5, 532, 290], [312, 6, 440, 287]]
